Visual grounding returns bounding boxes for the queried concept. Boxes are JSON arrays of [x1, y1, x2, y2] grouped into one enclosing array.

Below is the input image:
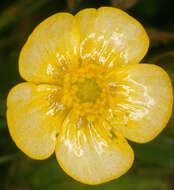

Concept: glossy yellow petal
[[55, 113, 134, 185], [107, 64, 173, 143], [7, 82, 68, 159], [75, 7, 149, 68], [19, 13, 79, 84]]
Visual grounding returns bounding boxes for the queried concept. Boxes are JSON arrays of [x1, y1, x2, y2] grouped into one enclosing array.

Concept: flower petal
[[55, 113, 134, 185], [7, 82, 68, 159], [75, 7, 149, 68], [107, 64, 173, 143], [19, 13, 79, 84]]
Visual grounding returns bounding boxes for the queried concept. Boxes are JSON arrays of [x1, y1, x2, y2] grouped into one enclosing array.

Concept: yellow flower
[[7, 7, 173, 185]]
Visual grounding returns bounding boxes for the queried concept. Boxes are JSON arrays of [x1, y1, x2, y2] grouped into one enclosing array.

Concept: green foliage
[[0, 0, 174, 190]]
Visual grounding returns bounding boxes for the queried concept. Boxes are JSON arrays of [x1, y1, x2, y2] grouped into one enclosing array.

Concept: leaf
[[131, 134, 174, 167]]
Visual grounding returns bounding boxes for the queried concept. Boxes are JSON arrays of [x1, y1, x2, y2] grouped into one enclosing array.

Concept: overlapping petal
[[55, 112, 134, 184], [106, 64, 173, 143], [7, 82, 68, 159], [20, 7, 149, 84], [75, 7, 149, 69]]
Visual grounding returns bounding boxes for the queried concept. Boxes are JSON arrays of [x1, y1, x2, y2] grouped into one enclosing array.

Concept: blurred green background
[[0, 0, 174, 189]]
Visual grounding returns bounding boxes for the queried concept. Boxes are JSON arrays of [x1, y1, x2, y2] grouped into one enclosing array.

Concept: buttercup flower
[[7, 7, 173, 184]]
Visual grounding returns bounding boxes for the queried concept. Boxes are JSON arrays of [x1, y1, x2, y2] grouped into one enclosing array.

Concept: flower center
[[61, 64, 110, 121], [76, 78, 101, 103]]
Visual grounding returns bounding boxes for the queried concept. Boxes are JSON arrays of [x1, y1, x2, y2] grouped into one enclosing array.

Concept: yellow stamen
[[61, 64, 110, 122]]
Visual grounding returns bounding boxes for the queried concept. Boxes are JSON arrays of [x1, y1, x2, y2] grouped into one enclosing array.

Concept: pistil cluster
[[61, 64, 110, 121]]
